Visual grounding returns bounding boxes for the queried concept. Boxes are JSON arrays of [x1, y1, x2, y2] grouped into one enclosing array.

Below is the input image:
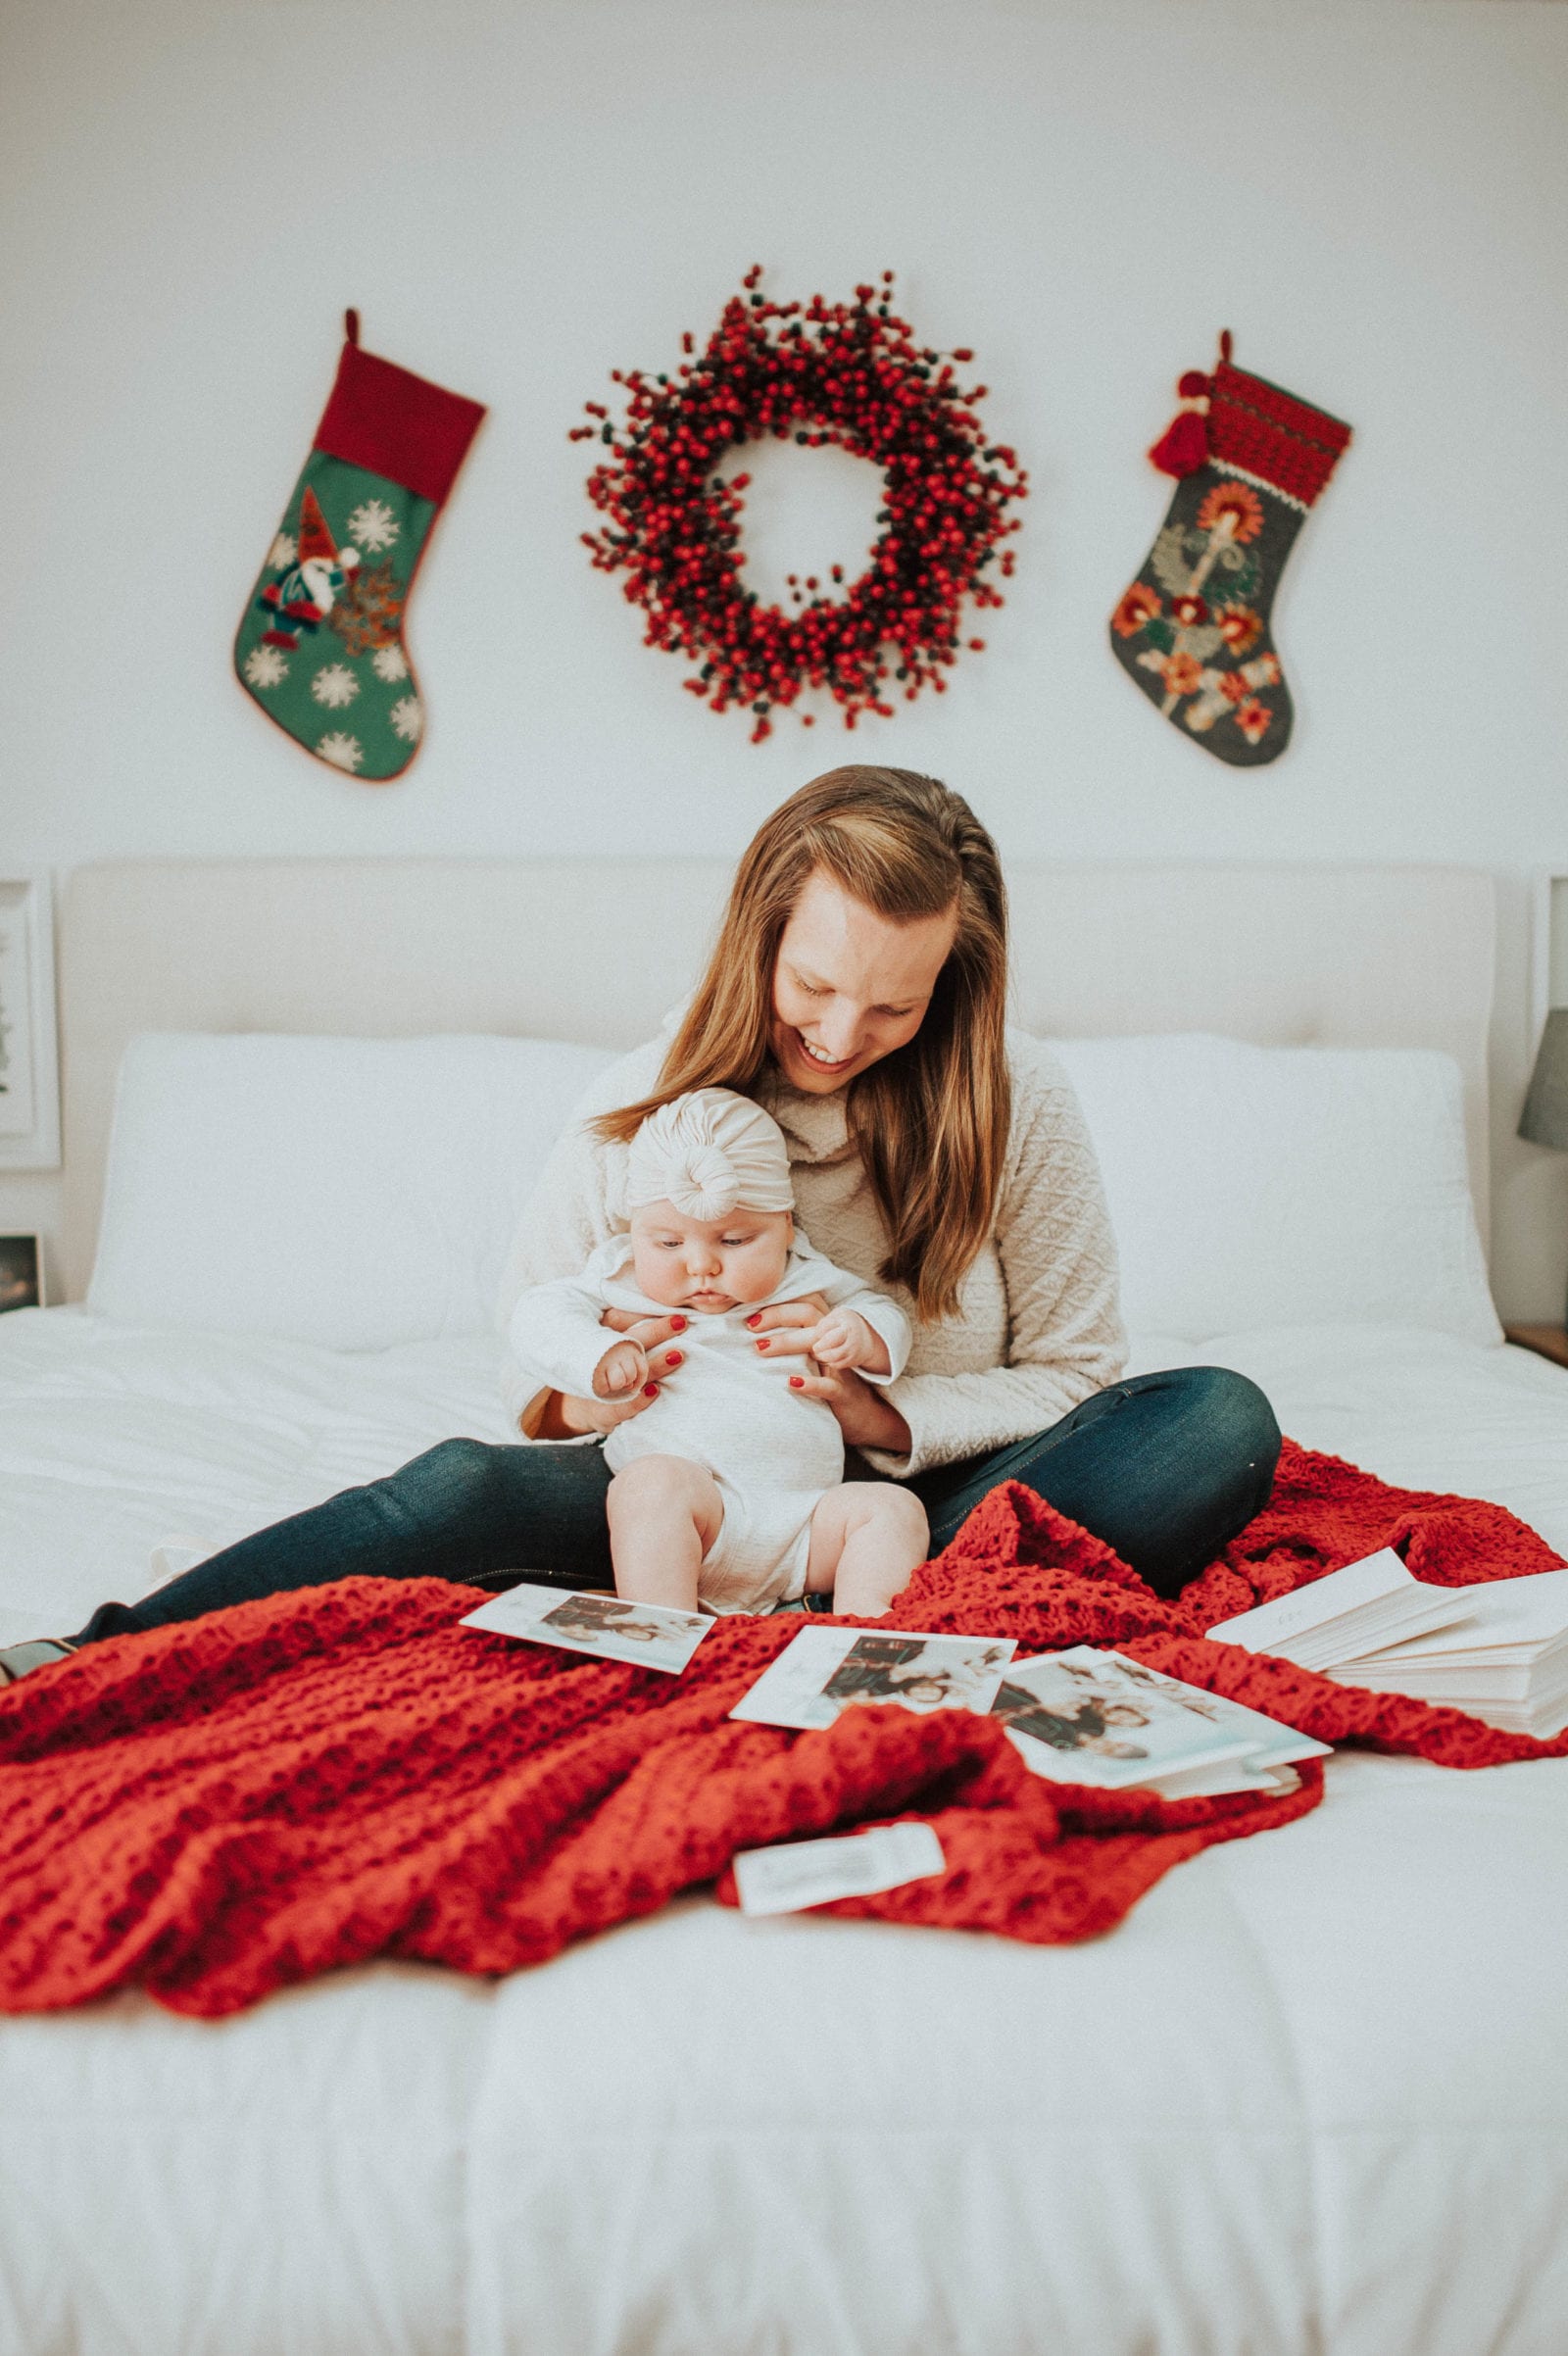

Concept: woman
[[1, 767, 1279, 1682]]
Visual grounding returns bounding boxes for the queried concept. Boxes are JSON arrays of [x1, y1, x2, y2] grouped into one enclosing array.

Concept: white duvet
[[2, 1306, 1566, 2356]]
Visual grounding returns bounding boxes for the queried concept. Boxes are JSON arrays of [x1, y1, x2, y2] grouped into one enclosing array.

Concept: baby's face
[[629, 1201, 794, 1313]]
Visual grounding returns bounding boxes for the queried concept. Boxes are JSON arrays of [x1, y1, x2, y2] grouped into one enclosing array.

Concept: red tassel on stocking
[[1148, 408, 1209, 477]]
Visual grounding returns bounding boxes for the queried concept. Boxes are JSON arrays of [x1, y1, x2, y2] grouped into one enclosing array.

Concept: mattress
[[2, 1306, 1566, 2356]]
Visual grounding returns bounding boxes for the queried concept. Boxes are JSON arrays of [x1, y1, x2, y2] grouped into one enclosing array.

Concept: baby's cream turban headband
[[624, 1088, 795, 1222]]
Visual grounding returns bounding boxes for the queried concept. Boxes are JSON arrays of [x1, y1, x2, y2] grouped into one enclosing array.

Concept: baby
[[509, 1088, 929, 1618]]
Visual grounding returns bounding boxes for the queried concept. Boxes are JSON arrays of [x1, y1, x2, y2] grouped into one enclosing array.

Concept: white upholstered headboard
[[58, 859, 1496, 1302]]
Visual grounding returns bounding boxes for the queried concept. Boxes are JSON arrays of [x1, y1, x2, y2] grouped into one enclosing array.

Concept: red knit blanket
[[2, 1441, 1564, 2017]]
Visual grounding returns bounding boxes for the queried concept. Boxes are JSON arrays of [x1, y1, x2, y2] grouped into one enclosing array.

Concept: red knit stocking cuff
[[1206, 360, 1351, 509], [315, 329, 486, 508]]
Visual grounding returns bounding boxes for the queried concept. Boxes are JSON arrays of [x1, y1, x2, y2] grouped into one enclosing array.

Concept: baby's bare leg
[[606, 1455, 723, 1613], [805, 1484, 929, 1619]]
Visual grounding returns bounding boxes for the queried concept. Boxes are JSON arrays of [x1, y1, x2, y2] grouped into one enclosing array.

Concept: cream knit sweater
[[495, 1029, 1127, 1478]]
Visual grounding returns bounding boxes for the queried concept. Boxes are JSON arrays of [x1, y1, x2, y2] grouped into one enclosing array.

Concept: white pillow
[[89, 1034, 620, 1349], [1047, 1034, 1501, 1346]]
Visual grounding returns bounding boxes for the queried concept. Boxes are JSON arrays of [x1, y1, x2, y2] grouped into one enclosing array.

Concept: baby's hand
[[593, 1338, 650, 1399], [808, 1308, 890, 1376]]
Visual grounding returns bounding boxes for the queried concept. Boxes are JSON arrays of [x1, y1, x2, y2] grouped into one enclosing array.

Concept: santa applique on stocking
[[1108, 333, 1350, 766], [235, 312, 485, 782], [257, 488, 360, 652]]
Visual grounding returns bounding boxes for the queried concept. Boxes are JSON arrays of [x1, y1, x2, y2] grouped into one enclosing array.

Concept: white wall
[[3, 0, 1566, 1314]]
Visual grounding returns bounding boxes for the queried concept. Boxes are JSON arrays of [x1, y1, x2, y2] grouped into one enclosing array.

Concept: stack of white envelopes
[[1209, 1548, 1568, 1739]]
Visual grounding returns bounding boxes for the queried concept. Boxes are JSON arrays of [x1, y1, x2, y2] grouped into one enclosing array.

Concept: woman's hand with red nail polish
[[740, 1295, 832, 1359], [598, 1306, 688, 1354], [546, 1306, 696, 1438], [781, 1361, 911, 1452]]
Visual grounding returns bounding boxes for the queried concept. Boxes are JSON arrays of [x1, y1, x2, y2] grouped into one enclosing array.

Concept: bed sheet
[[2, 1307, 1566, 2355], [5, 1308, 1563, 1644], [1128, 1322, 1568, 1556], [0, 1306, 517, 1645]]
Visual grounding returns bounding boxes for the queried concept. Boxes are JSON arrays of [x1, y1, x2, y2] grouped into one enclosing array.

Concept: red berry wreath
[[569, 270, 1028, 743]]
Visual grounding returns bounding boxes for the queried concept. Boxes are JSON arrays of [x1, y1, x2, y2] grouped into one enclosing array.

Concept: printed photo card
[[461, 1582, 713, 1674], [733, 1821, 947, 1916], [461, 1591, 1329, 1795], [993, 1646, 1329, 1793], [730, 1626, 1015, 1732]]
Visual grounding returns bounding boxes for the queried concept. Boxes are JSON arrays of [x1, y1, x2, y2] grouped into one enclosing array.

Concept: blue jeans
[[71, 1367, 1279, 1645]]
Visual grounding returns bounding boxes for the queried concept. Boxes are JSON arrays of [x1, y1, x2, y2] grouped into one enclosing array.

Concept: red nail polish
[[755, 1338, 768, 1351], [643, 1383, 660, 1398], [665, 1350, 683, 1367], [670, 1315, 688, 1332], [789, 1375, 804, 1389], [745, 1313, 760, 1328]]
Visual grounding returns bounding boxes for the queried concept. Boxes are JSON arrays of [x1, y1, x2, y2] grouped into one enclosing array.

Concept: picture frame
[[1532, 869, 1568, 1036], [0, 1233, 44, 1313], [0, 873, 60, 1170]]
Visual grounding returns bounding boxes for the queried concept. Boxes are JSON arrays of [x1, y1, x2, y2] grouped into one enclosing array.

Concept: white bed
[[2, 859, 1565, 2356]]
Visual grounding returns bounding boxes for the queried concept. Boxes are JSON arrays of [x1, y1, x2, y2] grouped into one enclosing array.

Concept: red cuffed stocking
[[1109, 334, 1350, 766], [234, 313, 485, 782]]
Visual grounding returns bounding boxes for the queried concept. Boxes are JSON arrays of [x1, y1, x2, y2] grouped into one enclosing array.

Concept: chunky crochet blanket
[[2, 1441, 1564, 2017]]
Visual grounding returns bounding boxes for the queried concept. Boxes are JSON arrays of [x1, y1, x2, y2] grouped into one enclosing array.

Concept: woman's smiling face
[[769, 869, 957, 1095]]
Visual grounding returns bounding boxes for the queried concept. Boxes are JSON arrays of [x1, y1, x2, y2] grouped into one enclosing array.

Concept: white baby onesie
[[509, 1235, 912, 1612]]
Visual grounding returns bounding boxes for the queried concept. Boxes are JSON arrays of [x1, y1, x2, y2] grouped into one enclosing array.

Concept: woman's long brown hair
[[595, 767, 1010, 1322]]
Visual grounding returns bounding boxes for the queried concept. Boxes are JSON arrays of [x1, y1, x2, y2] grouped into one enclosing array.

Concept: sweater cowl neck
[[754, 1066, 858, 1168]]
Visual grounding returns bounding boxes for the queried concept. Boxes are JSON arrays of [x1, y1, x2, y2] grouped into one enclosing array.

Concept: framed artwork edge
[[1531, 869, 1568, 1041], [0, 870, 61, 1171], [0, 1232, 46, 1312]]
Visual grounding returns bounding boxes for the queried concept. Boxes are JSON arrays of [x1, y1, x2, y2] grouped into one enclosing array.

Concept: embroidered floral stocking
[[234, 313, 485, 782], [1108, 334, 1350, 766]]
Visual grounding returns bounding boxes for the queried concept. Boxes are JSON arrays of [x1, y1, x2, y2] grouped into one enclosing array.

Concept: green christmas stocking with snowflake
[[235, 312, 485, 781], [1108, 333, 1350, 766]]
